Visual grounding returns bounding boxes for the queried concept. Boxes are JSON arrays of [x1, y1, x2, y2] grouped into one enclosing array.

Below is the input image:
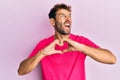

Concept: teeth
[[65, 23, 70, 26]]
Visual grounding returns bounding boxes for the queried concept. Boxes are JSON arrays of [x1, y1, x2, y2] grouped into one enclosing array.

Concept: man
[[18, 3, 116, 80]]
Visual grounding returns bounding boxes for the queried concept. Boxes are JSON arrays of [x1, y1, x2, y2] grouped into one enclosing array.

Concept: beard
[[55, 27, 70, 35], [54, 24, 71, 35], [54, 21, 71, 35]]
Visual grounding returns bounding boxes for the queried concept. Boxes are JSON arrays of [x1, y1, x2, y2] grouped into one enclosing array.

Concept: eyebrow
[[57, 13, 71, 16]]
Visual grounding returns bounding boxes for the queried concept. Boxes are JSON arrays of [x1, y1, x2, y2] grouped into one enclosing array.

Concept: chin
[[61, 32, 71, 35]]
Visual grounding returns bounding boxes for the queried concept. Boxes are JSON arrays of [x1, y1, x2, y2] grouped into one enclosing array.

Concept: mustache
[[64, 20, 71, 23]]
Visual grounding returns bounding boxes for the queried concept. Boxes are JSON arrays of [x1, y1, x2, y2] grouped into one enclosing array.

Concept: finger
[[59, 40, 64, 46], [62, 38, 68, 42], [54, 39, 60, 44], [54, 39, 64, 46], [62, 49, 68, 53], [54, 50, 63, 54], [50, 39, 59, 47]]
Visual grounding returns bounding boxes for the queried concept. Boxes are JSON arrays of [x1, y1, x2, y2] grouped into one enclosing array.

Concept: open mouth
[[65, 23, 70, 28], [64, 22, 71, 30]]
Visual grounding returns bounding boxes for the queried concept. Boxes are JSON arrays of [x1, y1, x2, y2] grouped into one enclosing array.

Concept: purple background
[[0, 0, 119, 80]]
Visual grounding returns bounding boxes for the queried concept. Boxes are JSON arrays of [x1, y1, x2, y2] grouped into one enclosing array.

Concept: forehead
[[56, 9, 71, 15]]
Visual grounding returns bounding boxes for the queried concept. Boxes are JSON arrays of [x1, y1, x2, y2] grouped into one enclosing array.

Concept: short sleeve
[[28, 39, 47, 58], [77, 36, 100, 48]]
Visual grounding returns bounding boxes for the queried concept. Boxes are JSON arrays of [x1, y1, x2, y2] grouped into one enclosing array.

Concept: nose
[[66, 16, 71, 22]]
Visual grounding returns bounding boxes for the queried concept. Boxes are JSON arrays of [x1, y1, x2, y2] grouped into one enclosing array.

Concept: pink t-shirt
[[29, 34, 99, 80]]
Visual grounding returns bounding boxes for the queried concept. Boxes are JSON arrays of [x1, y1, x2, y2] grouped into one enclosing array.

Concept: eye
[[59, 14, 66, 18]]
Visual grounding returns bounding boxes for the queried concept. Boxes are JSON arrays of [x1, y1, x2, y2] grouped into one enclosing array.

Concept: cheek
[[58, 18, 65, 22], [56, 20, 62, 25], [55, 19, 65, 26]]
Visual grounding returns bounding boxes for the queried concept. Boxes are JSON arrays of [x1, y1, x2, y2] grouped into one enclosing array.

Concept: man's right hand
[[41, 39, 63, 56]]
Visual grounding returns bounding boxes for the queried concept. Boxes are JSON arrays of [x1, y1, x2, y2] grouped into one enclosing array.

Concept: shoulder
[[36, 35, 54, 47], [70, 33, 99, 48], [70, 33, 88, 42]]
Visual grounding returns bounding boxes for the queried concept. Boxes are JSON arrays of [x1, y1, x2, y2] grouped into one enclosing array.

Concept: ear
[[49, 18, 55, 26]]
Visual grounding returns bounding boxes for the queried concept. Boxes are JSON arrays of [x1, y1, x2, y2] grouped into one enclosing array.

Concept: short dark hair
[[48, 3, 71, 19]]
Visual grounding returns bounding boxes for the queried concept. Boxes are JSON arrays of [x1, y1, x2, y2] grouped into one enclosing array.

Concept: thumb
[[57, 40, 64, 46], [54, 50, 63, 54]]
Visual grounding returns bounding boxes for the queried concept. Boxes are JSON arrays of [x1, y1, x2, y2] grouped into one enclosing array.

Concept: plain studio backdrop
[[0, 0, 120, 80]]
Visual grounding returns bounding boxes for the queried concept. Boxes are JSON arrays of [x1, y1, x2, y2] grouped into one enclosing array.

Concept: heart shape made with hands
[[55, 41, 68, 51], [55, 41, 77, 53]]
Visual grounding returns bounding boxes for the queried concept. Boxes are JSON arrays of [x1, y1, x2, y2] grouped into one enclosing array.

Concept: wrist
[[78, 44, 85, 52], [37, 50, 46, 58]]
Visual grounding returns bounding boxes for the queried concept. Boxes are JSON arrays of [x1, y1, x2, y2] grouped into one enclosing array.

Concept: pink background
[[0, 0, 120, 80]]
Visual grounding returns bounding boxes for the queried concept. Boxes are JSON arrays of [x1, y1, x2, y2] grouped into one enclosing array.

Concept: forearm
[[18, 39, 63, 75], [81, 45, 116, 64], [18, 51, 45, 75], [66, 39, 116, 64]]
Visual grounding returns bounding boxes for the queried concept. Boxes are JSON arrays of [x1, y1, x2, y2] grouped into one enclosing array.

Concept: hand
[[42, 39, 63, 55], [61, 38, 84, 53]]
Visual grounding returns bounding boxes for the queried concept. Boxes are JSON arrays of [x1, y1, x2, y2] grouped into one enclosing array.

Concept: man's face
[[54, 9, 72, 35]]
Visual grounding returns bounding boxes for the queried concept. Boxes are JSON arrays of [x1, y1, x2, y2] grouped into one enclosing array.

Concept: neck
[[54, 32, 70, 41]]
